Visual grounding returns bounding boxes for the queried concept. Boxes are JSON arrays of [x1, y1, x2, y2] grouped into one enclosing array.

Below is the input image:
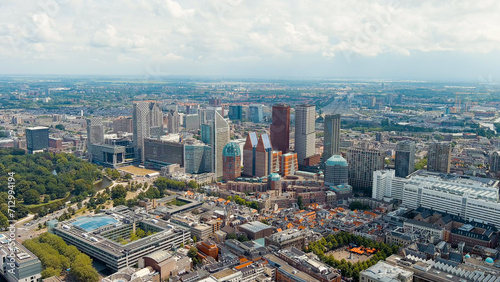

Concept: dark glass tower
[[270, 104, 290, 154]]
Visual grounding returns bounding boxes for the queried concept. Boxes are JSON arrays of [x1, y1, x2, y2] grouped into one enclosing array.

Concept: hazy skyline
[[1, 0, 500, 81]]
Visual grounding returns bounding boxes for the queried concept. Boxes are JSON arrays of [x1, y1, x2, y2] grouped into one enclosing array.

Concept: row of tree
[[227, 195, 259, 211], [307, 232, 400, 281], [23, 233, 99, 281]]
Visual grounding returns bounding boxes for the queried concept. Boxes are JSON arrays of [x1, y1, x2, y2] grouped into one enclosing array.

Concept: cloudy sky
[[1, 0, 500, 80]]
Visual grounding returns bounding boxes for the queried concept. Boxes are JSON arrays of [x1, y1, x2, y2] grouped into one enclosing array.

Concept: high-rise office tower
[[86, 118, 104, 147], [243, 132, 258, 177], [184, 143, 212, 174], [395, 141, 416, 177], [243, 133, 279, 177], [206, 110, 230, 178], [228, 105, 243, 121], [294, 104, 316, 166], [255, 134, 273, 177], [249, 104, 264, 123], [270, 104, 290, 154], [427, 142, 452, 173], [323, 114, 341, 160], [184, 114, 200, 131], [324, 155, 348, 186], [133, 101, 163, 163], [347, 148, 385, 189], [167, 110, 180, 134], [223, 142, 242, 182], [490, 151, 500, 173], [25, 127, 49, 154]]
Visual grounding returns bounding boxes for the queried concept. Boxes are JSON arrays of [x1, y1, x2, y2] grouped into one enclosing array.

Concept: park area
[[326, 248, 374, 264]]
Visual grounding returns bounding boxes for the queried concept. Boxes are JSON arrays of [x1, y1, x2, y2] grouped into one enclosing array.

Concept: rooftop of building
[[326, 155, 348, 167], [53, 206, 189, 257], [26, 126, 49, 130], [239, 221, 273, 233], [143, 250, 171, 263], [361, 261, 413, 281], [223, 142, 241, 157], [0, 234, 41, 264]]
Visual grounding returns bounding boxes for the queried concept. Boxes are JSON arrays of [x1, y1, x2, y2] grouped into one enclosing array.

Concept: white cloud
[[0, 0, 499, 75]]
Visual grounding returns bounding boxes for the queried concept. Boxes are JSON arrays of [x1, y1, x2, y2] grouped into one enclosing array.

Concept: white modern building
[[372, 170, 408, 201], [401, 174, 500, 227], [360, 261, 413, 282]]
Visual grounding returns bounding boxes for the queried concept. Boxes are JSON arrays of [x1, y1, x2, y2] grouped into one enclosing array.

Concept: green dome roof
[[223, 142, 241, 157], [269, 173, 281, 181], [486, 257, 494, 264], [326, 155, 348, 167]]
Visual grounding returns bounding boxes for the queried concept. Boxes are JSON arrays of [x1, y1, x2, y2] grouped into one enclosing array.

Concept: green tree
[[0, 212, 9, 230], [41, 267, 60, 278], [55, 124, 65, 131], [297, 196, 304, 210], [188, 247, 198, 258], [227, 233, 237, 240], [23, 189, 40, 205], [192, 236, 197, 243], [237, 234, 249, 242], [188, 180, 197, 189], [111, 185, 127, 199], [113, 198, 126, 207]]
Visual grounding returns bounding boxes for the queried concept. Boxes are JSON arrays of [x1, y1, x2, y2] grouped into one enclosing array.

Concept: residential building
[[347, 148, 385, 190], [427, 142, 452, 173], [276, 248, 341, 282], [270, 104, 291, 154], [280, 152, 298, 176], [264, 254, 321, 282], [295, 104, 316, 166]]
